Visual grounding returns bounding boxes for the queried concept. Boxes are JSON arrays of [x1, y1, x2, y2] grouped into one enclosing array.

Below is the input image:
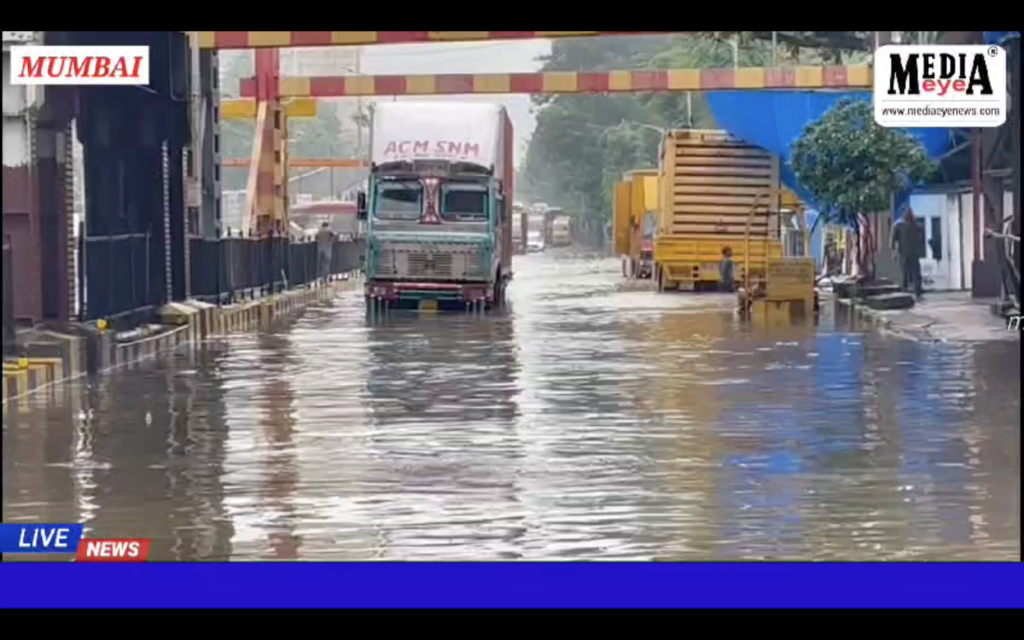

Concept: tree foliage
[[695, 32, 872, 63], [519, 34, 825, 223], [218, 53, 353, 191], [791, 99, 937, 226]]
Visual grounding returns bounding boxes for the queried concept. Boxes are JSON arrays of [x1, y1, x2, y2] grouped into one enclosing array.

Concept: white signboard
[[10, 45, 150, 86], [370, 102, 504, 173]]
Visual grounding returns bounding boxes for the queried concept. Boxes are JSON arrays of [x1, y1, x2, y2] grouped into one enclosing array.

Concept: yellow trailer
[[613, 169, 659, 279], [654, 129, 786, 292]]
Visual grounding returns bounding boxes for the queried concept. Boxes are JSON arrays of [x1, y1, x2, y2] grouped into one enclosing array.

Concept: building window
[[930, 216, 943, 261]]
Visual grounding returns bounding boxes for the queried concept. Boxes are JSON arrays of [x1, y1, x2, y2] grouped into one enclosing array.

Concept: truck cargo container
[[550, 214, 572, 247], [526, 211, 546, 252], [654, 129, 785, 292], [359, 102, 514, 311]]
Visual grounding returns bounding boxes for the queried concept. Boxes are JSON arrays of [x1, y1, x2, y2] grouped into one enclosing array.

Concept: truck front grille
[[375, 243, 486, 280]]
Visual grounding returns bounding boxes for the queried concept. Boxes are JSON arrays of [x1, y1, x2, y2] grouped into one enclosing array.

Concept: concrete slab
[[183, 299, 217, 310], [832, 278, 899, 300], [874, 292, 1019, 342], [159, 301, 199, 321], [864, 292, 916, 311]]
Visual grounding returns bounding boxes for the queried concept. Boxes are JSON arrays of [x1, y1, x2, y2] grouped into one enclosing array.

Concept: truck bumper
[[365, 281, 491, 305], [638, 253, 653, 278]]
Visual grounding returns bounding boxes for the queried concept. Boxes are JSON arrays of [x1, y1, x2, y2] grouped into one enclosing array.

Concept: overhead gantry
[[197, 31, 674, 48], [194, 31, 870, 240]]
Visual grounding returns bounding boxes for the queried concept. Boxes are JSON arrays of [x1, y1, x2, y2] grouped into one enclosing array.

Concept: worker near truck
[[719, 246, 735, 292], [316, 221, 334, 283]]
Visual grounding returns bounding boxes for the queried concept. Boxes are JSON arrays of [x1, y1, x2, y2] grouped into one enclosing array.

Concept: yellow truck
[[613, 169, 660, 279], [653, 129, 787, 292]]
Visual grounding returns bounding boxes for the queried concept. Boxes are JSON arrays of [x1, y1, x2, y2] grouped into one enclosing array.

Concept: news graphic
[[0, 524, 151, 561], [9, 44, 150, 86], [873, 44, 1007, 128]]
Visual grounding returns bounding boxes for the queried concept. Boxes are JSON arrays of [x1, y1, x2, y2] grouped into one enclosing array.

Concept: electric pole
[[355, 47, 364, 158]]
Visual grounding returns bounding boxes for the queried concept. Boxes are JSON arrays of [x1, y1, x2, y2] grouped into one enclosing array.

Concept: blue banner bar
[[0, 524, 84, 554], [1, 564, 1020, 608]]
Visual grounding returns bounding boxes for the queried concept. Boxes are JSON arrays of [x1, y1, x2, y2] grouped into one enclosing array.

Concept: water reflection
[[2, 252, 1019, 561], [2, 386, 84, 562]]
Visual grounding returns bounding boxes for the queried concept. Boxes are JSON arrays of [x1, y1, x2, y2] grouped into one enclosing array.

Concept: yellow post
[[242, 101, 267, 236]]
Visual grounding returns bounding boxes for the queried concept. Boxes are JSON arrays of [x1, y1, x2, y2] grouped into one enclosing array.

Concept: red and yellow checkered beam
[[198, 31, 672, 49], [221, 98, 318, 119], [239, 66, 871, 97], [222, 158, 366, 168]]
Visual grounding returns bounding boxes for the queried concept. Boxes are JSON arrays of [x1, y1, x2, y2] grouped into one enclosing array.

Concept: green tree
[[695, 31, 873, 63], [791, 98, 936, 276]]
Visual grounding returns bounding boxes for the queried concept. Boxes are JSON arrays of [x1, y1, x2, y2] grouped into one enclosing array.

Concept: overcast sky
[[359, 40, 552, 167], [221, 40, 552, 168]]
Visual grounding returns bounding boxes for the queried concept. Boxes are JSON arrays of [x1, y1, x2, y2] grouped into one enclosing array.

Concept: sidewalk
[[839, 291, 1019, 342]]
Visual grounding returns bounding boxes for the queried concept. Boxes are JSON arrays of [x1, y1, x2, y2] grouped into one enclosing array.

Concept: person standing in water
[[891, 206, 925, 299], [720, 246, 735, 292], [316, 221, 334, 284]]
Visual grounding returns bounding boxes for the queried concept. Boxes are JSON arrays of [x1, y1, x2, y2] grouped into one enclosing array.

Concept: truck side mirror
[[356, 191, 367, 220]]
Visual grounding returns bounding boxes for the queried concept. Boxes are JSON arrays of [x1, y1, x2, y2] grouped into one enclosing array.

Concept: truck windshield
[[441, 184, 488, 222], [642, 212, 657, 239], [375, 181, 422, 220]]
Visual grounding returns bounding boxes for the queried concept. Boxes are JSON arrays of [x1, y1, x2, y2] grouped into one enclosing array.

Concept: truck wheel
[[490, 275, 506, 309]]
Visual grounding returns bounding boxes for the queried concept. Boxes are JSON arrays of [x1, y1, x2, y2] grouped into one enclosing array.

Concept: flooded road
[[3, 251, 1020, 561]]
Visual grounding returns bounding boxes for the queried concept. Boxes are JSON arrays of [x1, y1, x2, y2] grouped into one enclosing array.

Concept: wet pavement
[[3, 250, 1020, 561]]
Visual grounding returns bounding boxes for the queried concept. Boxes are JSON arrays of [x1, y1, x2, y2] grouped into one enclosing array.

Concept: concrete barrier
[[3, 276, 360, 409], [834, 297, 893, 331]]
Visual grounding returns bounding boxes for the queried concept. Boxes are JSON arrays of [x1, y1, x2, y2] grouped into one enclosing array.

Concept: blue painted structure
[[702, 91, 963, 268], [985, 31, 1020, 45]]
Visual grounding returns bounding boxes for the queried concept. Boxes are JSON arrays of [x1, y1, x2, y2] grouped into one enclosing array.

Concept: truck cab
[[359, 102, 514, 311], [614, 169, 659, 279]]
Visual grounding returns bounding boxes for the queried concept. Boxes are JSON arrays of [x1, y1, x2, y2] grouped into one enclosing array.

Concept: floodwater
[[3, 251, 1020, 561]]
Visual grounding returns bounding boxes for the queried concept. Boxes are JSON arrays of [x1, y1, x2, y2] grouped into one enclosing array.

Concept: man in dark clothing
[[316, 222, 334, 283], [720, 246, 735, 292], [891, 207, 925, 298]]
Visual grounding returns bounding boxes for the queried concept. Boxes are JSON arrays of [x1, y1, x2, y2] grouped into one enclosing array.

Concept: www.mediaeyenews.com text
[[880, 105, 1003, 119]]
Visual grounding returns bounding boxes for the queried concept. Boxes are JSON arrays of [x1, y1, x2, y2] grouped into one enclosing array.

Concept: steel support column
[[972, 35, 1020, 307], [200, 48, 223, 239], [1009, 36, 1021, 308]]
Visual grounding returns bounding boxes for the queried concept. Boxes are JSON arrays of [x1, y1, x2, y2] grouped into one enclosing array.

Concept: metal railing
[[77, 232, 364, 321], [79, 232, 156, 322], [188, 236, 364, 303], [3, 239, 15, 358]]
